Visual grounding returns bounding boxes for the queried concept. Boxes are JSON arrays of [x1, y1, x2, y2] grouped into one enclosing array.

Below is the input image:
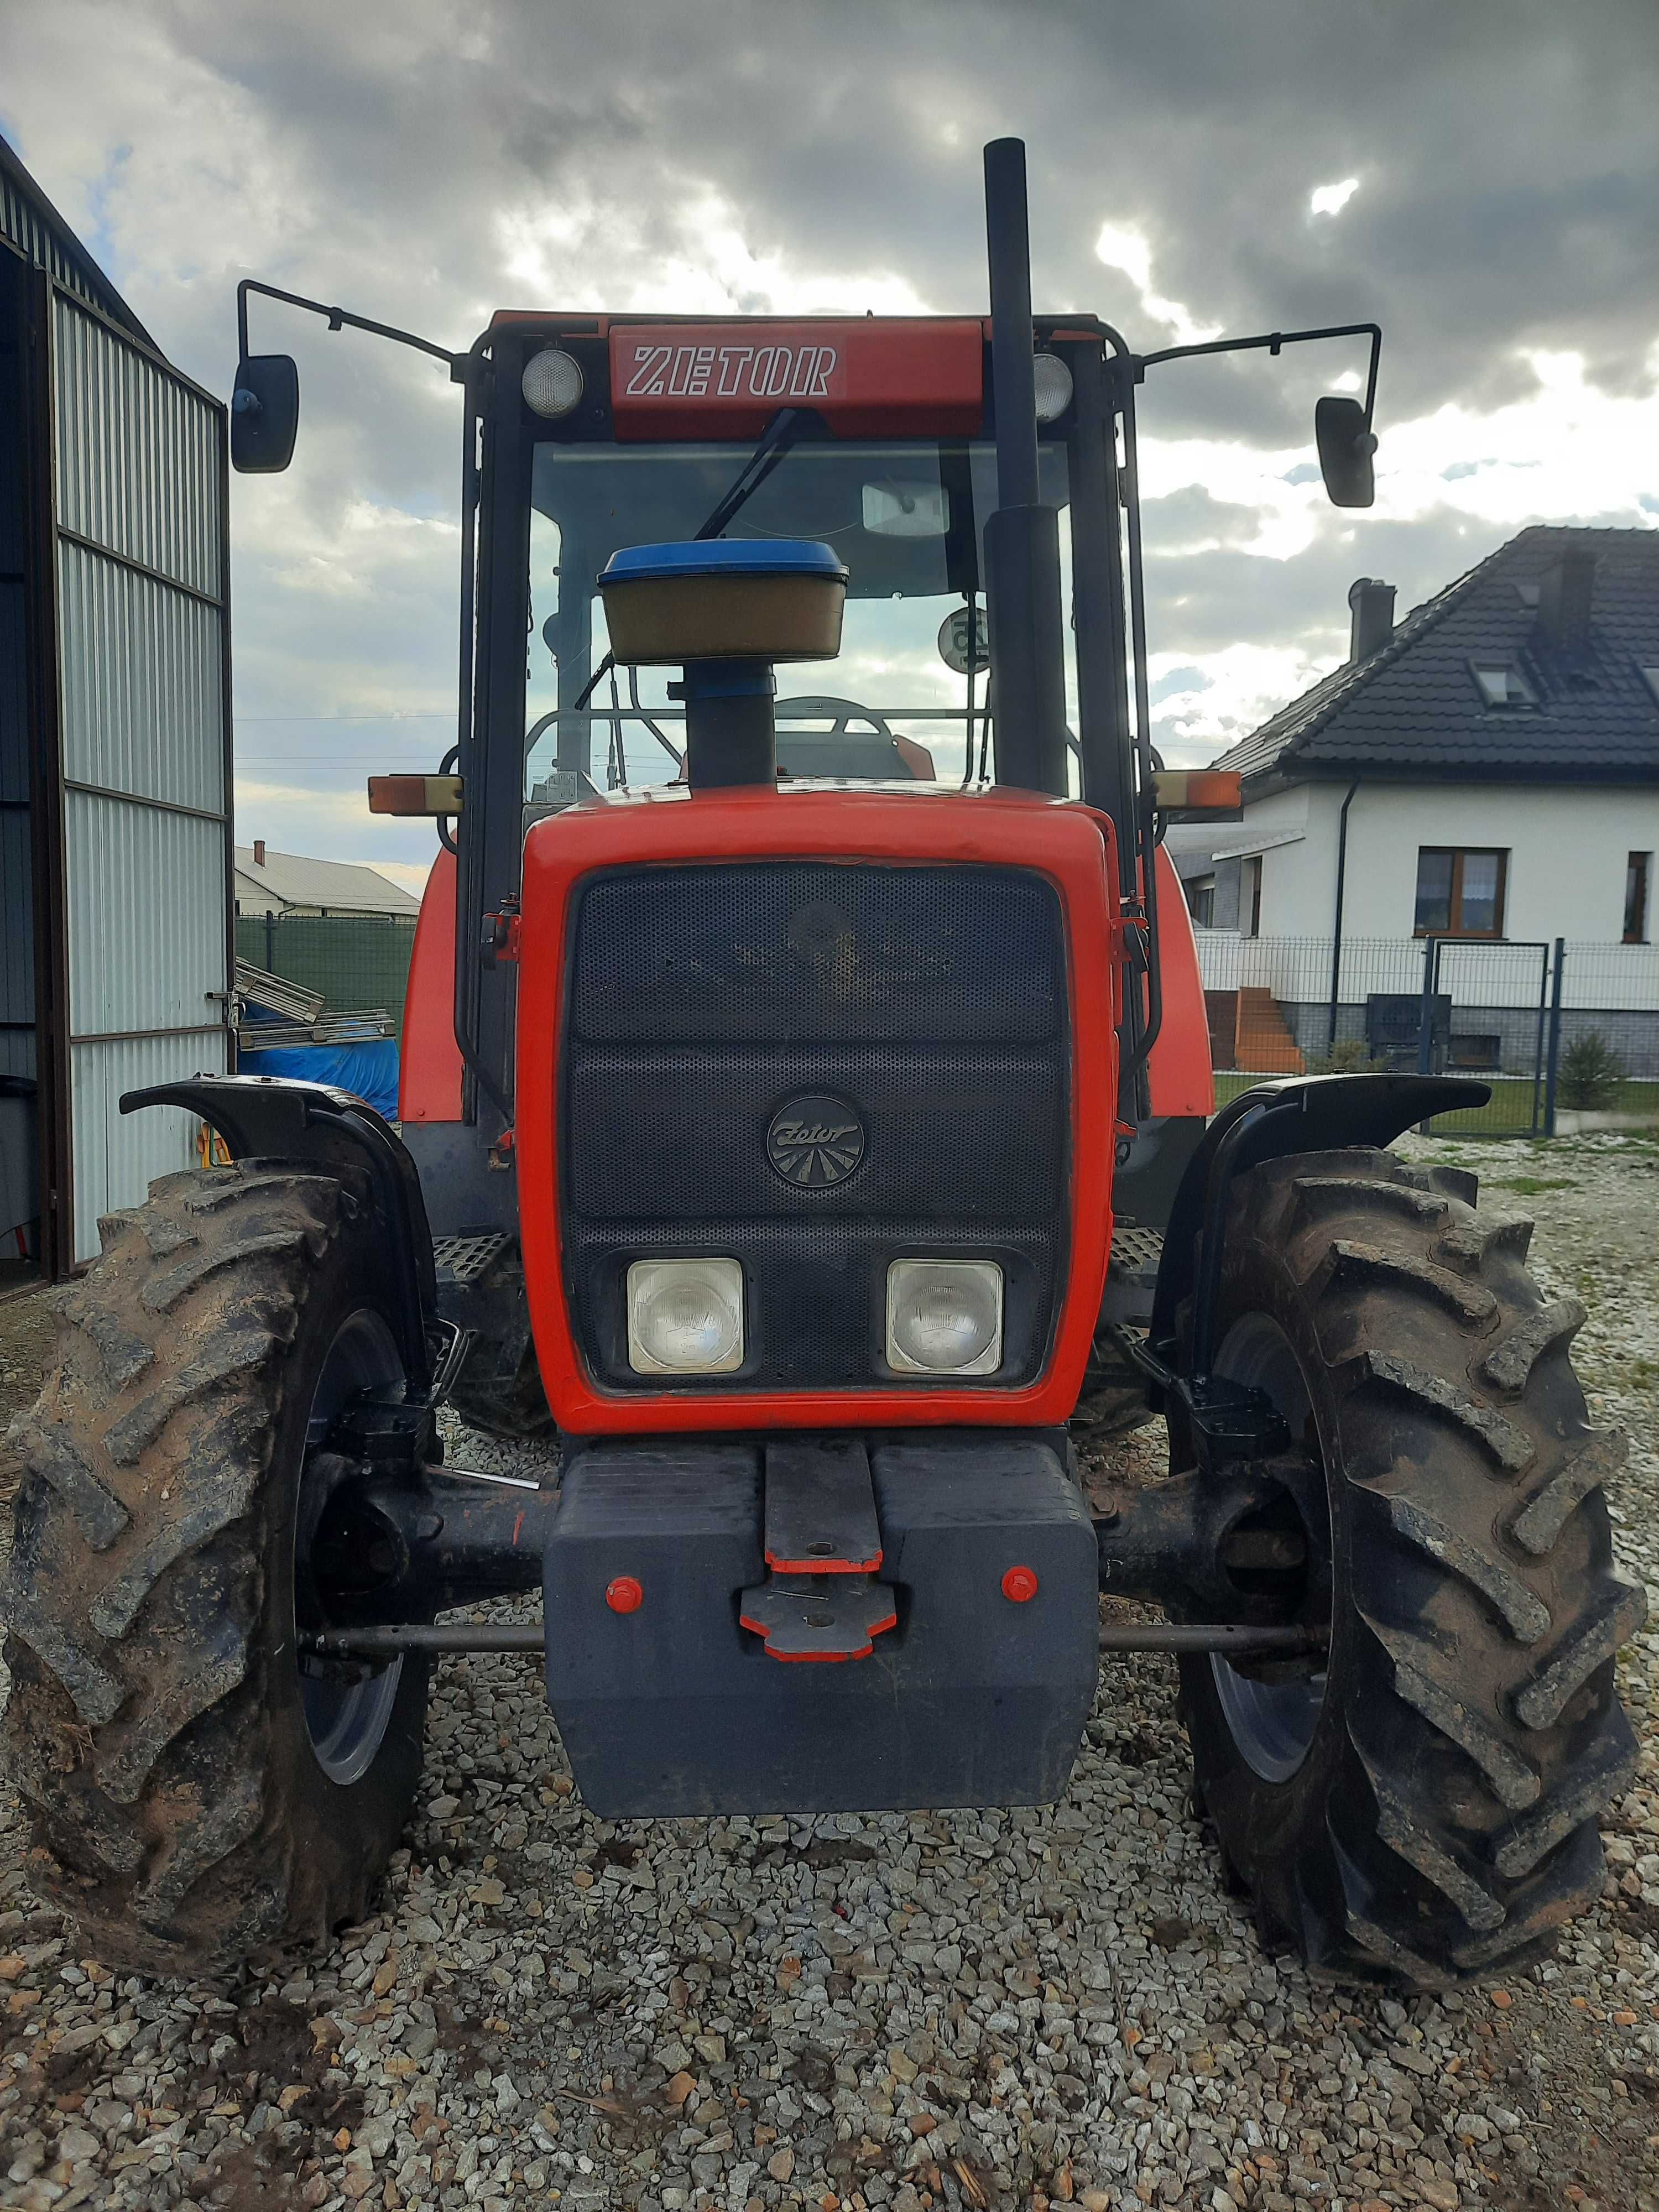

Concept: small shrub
[[1558, 1030, 1625, 1110], [1305, 1037, 1385, 1077]]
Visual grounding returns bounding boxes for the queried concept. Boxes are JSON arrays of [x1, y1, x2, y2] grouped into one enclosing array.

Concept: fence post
[[1415, 937, 1438, 1134], [1416, 937, 1437, 1074], [264, 910, 275, 973], [1543, 938, 1566, 1138]]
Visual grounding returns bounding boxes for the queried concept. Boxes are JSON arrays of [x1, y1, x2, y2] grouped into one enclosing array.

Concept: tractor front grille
[[560, 859, 1071, 1393]]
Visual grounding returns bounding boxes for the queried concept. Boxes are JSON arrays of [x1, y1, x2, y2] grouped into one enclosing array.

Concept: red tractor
[[5, 142, 1641, 1984]]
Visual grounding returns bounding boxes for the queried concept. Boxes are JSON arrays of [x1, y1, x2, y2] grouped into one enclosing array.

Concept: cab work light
[[1031, 351, 1073, 424], [367, 775, 464, 817], [521, 347, 585, 420]]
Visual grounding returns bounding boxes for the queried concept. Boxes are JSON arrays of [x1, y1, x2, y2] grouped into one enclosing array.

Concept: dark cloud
[[4, 0, 1656, 860], [125, 0, 1659, 427]]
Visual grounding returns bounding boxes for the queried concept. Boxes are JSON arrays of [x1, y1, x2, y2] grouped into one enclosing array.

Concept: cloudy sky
[[4, 0, 1657, 897]]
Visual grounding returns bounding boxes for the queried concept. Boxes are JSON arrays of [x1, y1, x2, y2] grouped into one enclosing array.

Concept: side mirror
[[231, 354, 300, 473], [1315, 394, 1378, 509]]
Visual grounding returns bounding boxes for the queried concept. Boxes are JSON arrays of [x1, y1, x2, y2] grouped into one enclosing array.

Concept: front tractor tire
[[1180, 1146, 1644, 1987], [2, 1162, 429, 1977]]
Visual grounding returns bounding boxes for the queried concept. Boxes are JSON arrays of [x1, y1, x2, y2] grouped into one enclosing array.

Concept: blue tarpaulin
[[237, 1039, 400, 1121]]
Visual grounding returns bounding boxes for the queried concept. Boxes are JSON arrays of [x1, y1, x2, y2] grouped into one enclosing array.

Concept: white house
[[1182, 528, 1658, 945], [1172, 526, 1659, 1076]]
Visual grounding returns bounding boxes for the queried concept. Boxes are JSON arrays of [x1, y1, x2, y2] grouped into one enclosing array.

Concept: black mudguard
[[1150, 1072, 1490, 1356], [121, 1074, 439, 1391]]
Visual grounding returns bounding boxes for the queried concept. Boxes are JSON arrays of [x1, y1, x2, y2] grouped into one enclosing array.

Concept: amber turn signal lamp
[[1149, 769, 1241, 812], [367, 774, 464, 816]]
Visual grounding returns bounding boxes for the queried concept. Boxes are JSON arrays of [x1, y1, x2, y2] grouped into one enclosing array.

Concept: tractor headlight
[[885, 1259, 1003, 1375], [521, 347, 585, 420], [1032, 351, 1073, 424], [627, 1258, 744, 1375]]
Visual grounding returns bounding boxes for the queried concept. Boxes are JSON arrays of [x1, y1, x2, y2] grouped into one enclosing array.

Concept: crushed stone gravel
[[0, 1133, 1656, 2212]]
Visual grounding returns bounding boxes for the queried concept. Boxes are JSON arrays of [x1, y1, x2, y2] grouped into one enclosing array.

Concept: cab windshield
[[524, 436, 1074, 795]]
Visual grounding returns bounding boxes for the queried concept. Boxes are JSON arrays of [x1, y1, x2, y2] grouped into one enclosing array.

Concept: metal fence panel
[[1197, 930, 1659, 1136], [236, 914, 418, 1034]]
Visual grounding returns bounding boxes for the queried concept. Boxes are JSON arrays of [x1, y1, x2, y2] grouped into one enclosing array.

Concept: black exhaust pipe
[[982, 138, 1068, 797]]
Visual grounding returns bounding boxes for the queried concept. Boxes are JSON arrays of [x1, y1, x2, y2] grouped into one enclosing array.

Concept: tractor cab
[[514, 352, 1074, 798]]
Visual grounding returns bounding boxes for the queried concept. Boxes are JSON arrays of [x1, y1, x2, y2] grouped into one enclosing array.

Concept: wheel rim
[[1208, 1312, 1330, 1784], [296, 1308, 406, 1785]]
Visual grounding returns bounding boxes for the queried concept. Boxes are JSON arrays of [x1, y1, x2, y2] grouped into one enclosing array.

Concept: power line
[[234, 711, 453, 724]]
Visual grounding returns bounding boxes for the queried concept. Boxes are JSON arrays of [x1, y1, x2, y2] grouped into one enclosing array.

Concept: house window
[[1626, 852, 1651, 945], [1470, 661, 1534, 708], [1240, 855, 1262, 939], [1187, 873, 1216, 928], [1415, 847, 1507, 937]]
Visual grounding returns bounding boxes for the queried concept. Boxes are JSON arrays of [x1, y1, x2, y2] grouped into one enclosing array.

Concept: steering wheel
[[774, 694, 895, 737]]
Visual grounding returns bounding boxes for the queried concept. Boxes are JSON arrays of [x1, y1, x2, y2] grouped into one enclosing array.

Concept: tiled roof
[[1213, 526, 1659, 786]]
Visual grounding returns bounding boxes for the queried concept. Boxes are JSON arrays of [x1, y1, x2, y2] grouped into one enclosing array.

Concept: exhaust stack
[[982, 138, 1069, 797]]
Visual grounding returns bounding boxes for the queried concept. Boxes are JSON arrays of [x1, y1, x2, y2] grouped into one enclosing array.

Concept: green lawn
[[1211, 1071, 1659, 1138]]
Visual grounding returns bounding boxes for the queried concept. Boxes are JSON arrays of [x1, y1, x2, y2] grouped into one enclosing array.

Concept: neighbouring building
[[1171, 526, 1659, 1078], [234, 841, 421, 919]]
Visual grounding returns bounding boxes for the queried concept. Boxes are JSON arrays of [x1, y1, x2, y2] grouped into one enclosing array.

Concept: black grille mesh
[[572, 863, 1063, 1045], [561, 860, 1070, 1392]]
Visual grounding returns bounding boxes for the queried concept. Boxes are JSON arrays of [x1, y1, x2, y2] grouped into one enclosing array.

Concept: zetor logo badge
[[624, 339, 840, 403], [766, 1093, 865, 1190]]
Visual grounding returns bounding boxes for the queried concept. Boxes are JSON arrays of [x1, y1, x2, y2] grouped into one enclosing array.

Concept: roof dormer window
[[1471, 660, 1534, 708], [1641, 667, 1659, 707]]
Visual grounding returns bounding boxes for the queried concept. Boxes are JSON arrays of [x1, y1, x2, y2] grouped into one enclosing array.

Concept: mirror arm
[[1138, 320, 1382, 425], [237, 277, 461, 377]]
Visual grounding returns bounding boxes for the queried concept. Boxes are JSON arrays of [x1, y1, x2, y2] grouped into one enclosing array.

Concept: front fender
[[121, 1074, 438, 1391], [1149, 1072, 1490, 1350]]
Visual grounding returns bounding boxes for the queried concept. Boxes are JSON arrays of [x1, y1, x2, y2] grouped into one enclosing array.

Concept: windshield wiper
[[693, 408, 810, 539]]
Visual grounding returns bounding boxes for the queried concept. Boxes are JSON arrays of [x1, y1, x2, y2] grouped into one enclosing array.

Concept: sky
[[4, 0, 1658, 900]]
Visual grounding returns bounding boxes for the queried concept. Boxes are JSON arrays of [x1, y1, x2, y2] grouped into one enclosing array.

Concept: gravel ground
[[1, 1134, 1657, 2212]]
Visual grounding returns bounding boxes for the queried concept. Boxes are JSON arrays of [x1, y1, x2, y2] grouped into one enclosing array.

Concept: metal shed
[[0, 131, 232, 1280]]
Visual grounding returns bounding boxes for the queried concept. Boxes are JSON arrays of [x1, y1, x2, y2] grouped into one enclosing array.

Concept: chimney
[[1348, 577, 1395, 663], [1537, 546, 1597, 654], [253, 839, 265, 867]]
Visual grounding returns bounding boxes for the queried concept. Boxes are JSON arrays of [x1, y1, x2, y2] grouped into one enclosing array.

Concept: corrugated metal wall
[[0, 135, 154, 347], [1, 171, 113, 325], [0, 259, 30, 1092], [50, 289, 230, 1259]]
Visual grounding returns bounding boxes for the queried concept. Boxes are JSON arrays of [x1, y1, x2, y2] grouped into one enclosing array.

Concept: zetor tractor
[[5, 141, 1642, 1985]]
